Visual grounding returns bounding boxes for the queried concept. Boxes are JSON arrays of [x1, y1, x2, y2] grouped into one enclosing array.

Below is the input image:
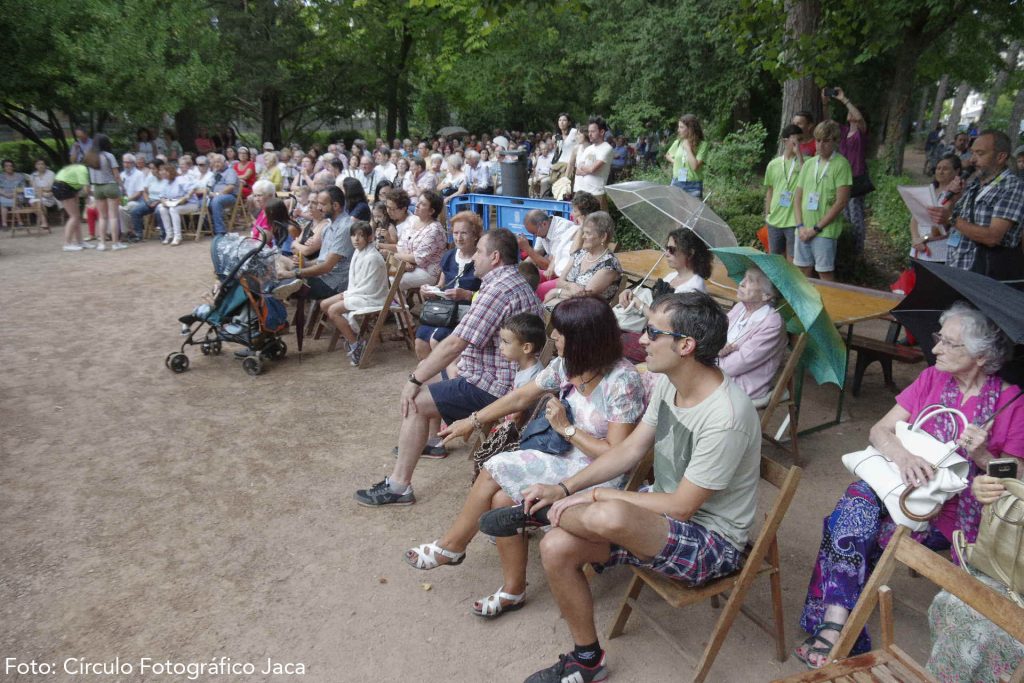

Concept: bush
[[865, 162, 913, 256], [0, 139, 67, 170]]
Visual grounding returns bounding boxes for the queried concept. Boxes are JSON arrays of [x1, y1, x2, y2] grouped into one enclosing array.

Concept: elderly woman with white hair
[[718, 266, 787, 403], [259, 151, 283, 191], [249, 179, 280, 244], [795, 301, 1024, 669], [438, 153, 467, 205]]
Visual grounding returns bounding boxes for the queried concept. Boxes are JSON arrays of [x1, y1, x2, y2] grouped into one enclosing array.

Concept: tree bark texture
[[385, 22, 414, 142], [260, 87, 281, 148], [978, 42, 1021, 128], [929, 74, 950, 133], [916, 86, 930, 136], [779, 0, 821, 140], [946, 81, 970, 143], [878, 31, 929, 175], [0, 105, 69, 167], [174, 107, 198, 154]]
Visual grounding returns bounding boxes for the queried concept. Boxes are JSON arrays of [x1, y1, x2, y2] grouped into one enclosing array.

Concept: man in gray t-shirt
[[513, 292, 761, 683], [278, 187, 353, 299]]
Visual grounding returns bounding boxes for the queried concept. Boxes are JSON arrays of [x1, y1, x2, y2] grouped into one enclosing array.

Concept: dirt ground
[[1, 228, 942, 683]]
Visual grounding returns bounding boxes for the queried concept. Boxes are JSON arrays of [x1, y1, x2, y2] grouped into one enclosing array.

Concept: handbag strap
[[912, 404, 968, 437], [992, 479, 1024, 525]]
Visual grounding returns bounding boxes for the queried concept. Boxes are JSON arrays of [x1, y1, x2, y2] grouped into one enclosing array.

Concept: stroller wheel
[[242, 356, 262, 376], [201, 343, 212, 356], [165, 352, 176, 369], [211, 340, 222, 355], [169, 353, 190, 374]]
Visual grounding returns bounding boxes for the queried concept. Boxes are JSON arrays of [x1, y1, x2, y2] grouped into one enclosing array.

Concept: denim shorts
[[428, 376, 499, 425], [793, 234, 837, 272], [670, 179, 703, 199], [597, 513, 742, 587], [415, 324, 454, 344], [767, 225, 795, 258]]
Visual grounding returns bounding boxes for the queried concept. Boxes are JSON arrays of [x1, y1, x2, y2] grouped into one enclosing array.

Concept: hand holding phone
[[987, 458, 1019, 479]]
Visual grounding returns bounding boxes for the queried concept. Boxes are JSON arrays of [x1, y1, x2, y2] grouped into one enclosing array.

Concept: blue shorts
[[597, 512, 742, 586], [793, 234, 837, 273], [415, 324, 455, 344], [428, 376, 499, 425], [670, 179, 703, 199]]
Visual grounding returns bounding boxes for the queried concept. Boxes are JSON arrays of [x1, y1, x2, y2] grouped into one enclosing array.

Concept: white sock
[[387, 478, 410, 494]]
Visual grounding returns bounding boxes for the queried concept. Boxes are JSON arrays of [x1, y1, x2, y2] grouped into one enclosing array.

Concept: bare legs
[[96, 197, 121, 247], [62, 197, 82, 246], [321, 294, 357, 344]]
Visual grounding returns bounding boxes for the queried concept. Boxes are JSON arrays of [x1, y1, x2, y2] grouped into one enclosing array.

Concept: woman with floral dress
[[404, 297, 649, 618]]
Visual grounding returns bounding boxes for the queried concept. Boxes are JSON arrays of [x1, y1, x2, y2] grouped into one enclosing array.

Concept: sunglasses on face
[[644, 324, 689, 342], [664, 245, 678, 255]]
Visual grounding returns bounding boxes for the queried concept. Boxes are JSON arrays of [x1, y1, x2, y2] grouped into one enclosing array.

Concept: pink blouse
[[397, 220, 446, 277]]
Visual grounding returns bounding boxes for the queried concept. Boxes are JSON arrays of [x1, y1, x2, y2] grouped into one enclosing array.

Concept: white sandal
[[404, 540, 466, 570], [472, 586, 526, 619]]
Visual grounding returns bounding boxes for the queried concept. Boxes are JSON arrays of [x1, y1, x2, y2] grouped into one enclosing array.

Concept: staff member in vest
[[793, 121, 852, 282]]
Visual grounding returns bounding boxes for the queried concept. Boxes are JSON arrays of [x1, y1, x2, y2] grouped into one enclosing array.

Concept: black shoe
[[390, 444, 449, 459], [479, 503, 550, 537], [524, 652, 607, 683], [354, 478, 415, 507]]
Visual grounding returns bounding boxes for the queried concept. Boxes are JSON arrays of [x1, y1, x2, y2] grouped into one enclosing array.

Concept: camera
[[823, 87, 838, 98]]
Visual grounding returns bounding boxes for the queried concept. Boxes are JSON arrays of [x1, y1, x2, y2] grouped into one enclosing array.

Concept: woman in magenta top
[[795, 302, 1024, 669]]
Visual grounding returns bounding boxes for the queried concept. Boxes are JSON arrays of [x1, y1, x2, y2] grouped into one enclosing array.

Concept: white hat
[[493, 135, 510, 150], [263, 141, 275, 151]]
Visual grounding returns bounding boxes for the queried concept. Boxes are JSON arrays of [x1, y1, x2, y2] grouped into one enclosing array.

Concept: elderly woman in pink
[[718, 265, 787, 403]]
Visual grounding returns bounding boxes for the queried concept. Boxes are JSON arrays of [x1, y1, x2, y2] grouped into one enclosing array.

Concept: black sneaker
[[524, 652, 607, 683], [390, 444, 449, 459], [479, 503, 550, 537], [354, 478, 415, 507]]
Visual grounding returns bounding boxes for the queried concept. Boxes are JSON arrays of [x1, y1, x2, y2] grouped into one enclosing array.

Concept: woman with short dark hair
[[405, 296, 648, 620], [340, 177, 371, 221]]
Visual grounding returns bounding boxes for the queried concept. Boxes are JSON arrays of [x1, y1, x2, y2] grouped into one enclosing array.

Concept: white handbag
[[841, 405, 971, 531], [612, 288, 653, 333]]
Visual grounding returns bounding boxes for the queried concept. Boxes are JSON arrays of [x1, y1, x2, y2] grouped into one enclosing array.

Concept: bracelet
[[557, 482, 570, 498], [795, 223, 804, 229], [470, 411, 483, 431]]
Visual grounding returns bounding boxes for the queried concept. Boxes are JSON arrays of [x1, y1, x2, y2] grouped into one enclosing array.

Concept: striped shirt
[[947, 169, 1024, 272], [453, 264, 544, 397]]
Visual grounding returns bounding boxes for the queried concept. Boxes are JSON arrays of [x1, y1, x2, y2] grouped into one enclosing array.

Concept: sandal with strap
[[472, 586, 526, 619], [404, 541, 466, 570], [793, 621, 845, 670]]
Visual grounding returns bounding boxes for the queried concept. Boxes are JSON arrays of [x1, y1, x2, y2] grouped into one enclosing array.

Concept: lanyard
[[966, 169, 1009, 224], [813, 156, 831, 187], [783, 156, 798, 185]]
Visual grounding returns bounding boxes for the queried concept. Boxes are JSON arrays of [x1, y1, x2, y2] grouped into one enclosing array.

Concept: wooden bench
[[849, 334, 924, 397]]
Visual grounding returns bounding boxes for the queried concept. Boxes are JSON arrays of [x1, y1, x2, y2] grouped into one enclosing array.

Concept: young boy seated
[[500, 311, 546, 390]]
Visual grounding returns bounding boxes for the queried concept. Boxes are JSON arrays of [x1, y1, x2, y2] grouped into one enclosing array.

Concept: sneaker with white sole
[[524, 652, 608, 683], [62, 244, 84, 252], [95, 243, 107, 251], [171, 237, 182, 246], [354, 478, 415, 507], [162, 237, 172, 245], [80, 241, 97, 249], [111, 242, 128, 250], [349, 340, 367, 366], [271, 278, 304, 300]]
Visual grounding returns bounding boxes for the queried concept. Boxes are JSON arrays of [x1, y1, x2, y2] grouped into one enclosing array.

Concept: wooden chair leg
[[767, 538, 787, 662], [788, 402, 801, 467], [607, 573, 644, 639], [357, 314, 387, 369], [327, 328, 341, 352], [305, 301, 322, 335]]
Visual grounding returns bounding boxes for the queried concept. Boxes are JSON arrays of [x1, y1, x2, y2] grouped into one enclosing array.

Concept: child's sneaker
[[349, 340, 366, 366]]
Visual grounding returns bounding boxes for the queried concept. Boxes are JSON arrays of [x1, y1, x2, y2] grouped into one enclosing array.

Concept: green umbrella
[[711, 246, 847, 387]]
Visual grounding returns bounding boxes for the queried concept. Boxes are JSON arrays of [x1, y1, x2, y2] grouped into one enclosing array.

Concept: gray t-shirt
[[89, 152, 118, 184], [317, 213, 355, 292], [642, 373, 761, 550]]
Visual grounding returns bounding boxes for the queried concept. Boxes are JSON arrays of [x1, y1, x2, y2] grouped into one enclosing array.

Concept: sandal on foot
[[794, 621, 844, 669], [404, 541, 465, 570], [472, 586, 525, 619]]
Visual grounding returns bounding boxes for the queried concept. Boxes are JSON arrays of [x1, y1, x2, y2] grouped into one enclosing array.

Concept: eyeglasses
[[644, 325, 689, 342], [664, 245, 678, 255], [932, 332, 965, 350]]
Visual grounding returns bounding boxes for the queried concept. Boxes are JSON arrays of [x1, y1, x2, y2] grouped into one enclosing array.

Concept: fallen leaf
[[421, 583, 432, 591]]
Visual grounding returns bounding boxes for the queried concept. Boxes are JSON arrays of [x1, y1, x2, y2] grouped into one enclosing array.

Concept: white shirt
[[122, 168, 148, 201], [666, 271, 707, 293], [395, 217, 414, 242], [573, 141, 614, 196], [534, 152, 554, 178], [467, 163, 491, 191], [356, 168, 382, 196], [726, 304, 773, 344], [380, 162, 398, 182], [535, 215, 580, 276]]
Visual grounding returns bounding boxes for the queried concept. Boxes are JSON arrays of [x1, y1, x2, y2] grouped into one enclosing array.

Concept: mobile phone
[[987, 458, 1019, 479], [823, 87, 838, 98]]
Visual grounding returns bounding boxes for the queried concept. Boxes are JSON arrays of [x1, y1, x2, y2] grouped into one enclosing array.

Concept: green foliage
[[705, 122, 768, 184], [0, 140, 66, 170], [865, 163, 913, 256]]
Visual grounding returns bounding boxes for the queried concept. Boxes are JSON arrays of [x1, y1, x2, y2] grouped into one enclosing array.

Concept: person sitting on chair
[[718, 266, 787, 403], [794, 302, 1024, 669], [542, 211, 622, 308], [489, 291, 761, 683]]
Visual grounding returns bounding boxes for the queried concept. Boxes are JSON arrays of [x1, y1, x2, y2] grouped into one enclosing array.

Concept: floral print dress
[[484, 357, 646, 501]]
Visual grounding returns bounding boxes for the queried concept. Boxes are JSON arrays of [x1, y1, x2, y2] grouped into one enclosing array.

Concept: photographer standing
[[822, 87, 870, 255]]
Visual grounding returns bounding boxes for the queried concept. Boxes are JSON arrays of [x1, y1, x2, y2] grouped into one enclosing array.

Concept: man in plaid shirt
[[945, 131, 1024, 279], [355, 228, 543, 507]]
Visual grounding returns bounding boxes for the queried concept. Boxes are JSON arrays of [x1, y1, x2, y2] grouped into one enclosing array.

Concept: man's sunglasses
[[644, 325, 689, 341]]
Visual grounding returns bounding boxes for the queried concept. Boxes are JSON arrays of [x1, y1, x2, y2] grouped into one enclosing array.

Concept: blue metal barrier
[[449, 194, 572, 241]]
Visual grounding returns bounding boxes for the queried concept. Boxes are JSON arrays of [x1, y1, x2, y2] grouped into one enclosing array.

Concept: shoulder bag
[[841, 405, 970, 531], [952, 478, 1024, 606], [518, 392, 575, 455]]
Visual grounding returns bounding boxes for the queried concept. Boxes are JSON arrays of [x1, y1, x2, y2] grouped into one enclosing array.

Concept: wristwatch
[[408, 372, 423, 386], [563, 425, 577, 439], [812, 225, 823, 234]]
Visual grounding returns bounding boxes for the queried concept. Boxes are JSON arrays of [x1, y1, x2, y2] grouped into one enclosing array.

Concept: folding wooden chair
[[607, 456, 802, 683], [755, 332, 807, 466], [352, 256, 416, 368], [7, 195, 49, 236], [227, 192, 251, 231], [772, 526, 1024, 683], [182, 195, 211, 241], [142, 212, 159, 240]]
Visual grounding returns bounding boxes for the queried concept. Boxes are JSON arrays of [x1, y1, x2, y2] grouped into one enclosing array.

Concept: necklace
[[583, 248, 608, 264], [578, 371, 601, 392]]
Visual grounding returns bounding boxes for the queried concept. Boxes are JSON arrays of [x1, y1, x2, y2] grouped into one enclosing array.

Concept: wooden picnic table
[[617, 249, 900, 326]]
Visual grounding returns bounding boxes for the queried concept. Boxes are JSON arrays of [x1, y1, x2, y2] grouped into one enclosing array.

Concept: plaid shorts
[[597, 514, 742, 587]]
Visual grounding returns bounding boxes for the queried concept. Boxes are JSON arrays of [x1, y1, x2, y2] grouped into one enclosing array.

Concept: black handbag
[[420, 299, 471, 328], [518, 392, 575, 455], [850, 173, 875, 198]]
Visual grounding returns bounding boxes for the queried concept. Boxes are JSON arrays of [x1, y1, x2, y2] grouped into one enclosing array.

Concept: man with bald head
[[944, 130, 1024, 279]]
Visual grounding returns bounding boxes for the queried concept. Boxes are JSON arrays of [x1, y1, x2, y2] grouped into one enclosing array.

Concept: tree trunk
[[778, 0, 821, 139], [928, 74, 949, 134], [260, 87, 281, 148], [0, 105, 68, 167], [398, 77, 410, 139], [385, 22, 414, 142], [1009, 87, 1024, 152], [175, 107, 199, 153], [878, 33, 930, 175], [978, 42, 1021, 128], [915, 85, 930, 138], [945, 81, 969, 143]]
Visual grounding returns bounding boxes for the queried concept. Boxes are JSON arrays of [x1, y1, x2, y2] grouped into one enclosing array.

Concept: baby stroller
[[166, 233, 289, 376]]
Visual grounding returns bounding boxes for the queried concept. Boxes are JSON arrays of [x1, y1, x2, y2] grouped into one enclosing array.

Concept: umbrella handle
[[631, 252, 667, 292]]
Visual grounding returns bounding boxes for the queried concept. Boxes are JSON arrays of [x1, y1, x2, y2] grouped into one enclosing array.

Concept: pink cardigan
[[718, 304, 787, 400]]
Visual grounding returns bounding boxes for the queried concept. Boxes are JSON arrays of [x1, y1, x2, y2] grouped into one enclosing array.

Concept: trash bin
[[500, 150, 528, 198]]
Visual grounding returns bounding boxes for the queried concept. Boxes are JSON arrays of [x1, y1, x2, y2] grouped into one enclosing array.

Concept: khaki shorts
[[92, 183, 121, 200]]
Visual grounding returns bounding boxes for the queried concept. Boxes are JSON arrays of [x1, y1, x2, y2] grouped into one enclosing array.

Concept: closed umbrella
[[713, 246, 848, 387]]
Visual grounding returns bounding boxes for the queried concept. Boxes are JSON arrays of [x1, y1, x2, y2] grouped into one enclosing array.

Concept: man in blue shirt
[[206, 154, 240, 236]]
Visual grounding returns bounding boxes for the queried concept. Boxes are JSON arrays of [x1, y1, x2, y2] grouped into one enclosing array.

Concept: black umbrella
[[891, 261, 1024, 384]]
